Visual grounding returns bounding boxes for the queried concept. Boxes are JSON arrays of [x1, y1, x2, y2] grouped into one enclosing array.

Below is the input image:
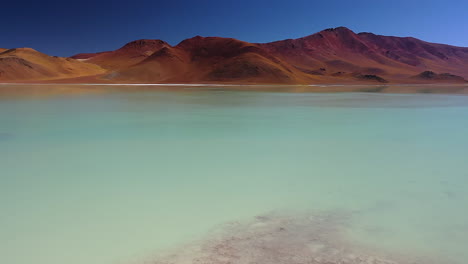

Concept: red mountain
[[260, 27, 468, 82]]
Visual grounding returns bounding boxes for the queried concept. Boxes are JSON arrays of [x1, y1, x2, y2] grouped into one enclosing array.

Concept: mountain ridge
[[1, 27, 467, 84]]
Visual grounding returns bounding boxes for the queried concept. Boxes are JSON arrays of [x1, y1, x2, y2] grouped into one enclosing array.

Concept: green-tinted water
[[1, 88, 468, 264]]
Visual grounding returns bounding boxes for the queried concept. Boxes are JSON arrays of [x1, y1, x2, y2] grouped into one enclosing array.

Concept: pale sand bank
[[147, 212, 452, 264]]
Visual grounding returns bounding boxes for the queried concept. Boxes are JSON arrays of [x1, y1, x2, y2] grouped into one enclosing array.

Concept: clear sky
[[1, 0, 467, 57]]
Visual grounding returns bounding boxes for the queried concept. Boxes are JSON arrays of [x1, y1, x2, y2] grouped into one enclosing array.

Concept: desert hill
[[71, 39, 170, 70], [0, 48, 105, 81]]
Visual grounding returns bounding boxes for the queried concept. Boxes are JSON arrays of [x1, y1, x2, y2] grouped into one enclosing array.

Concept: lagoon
[[1, 86, 468, 264]]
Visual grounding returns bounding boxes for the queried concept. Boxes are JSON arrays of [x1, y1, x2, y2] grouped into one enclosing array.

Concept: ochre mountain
[[2, 27, 468, 84], [0, 48, 105, 81]]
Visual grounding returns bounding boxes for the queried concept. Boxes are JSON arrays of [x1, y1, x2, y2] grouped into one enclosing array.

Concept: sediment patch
[[146, 211, 451, 264]]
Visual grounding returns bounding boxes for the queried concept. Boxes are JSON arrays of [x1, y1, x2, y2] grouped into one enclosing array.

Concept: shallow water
[[1, 87, 468, 264]]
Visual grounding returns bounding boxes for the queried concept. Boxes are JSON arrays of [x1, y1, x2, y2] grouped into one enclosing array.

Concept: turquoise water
[[1, 88, 468, 264]]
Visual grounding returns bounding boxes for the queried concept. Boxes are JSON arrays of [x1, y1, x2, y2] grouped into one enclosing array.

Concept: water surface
[[1, 86, 468, 264]]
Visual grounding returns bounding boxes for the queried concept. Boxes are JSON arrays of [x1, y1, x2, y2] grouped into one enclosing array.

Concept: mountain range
[[1, 27, 467, 84]]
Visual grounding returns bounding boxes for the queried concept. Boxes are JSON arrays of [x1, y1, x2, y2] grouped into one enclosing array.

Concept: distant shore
[[0, 83, 467, 98]]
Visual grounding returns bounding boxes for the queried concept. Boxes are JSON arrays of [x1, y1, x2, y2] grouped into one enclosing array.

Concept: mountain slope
[[71, 39, 170, 70], [358, 32, 468, 79], [110, 37, 318, 83], [0, 48, 105, 81], [261, 27, 468, 82]]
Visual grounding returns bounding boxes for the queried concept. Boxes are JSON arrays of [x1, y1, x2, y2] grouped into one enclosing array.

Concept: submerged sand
[[146, 212, 451, 264]]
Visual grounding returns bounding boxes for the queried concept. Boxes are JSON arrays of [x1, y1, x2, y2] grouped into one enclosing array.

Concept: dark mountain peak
[[176, 36, 204, 47], [321, 26, 354, 34], [178, 35, 231, 44], [177, 36, 250, 50], [174, 36, 266, 63], [299, 26, 359, 42], [176, 35, 216, 46], [119, 39, 169, 51]]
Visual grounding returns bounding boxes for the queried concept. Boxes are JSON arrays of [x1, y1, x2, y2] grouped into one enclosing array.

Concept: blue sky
[[1, 0, 467, 56]]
